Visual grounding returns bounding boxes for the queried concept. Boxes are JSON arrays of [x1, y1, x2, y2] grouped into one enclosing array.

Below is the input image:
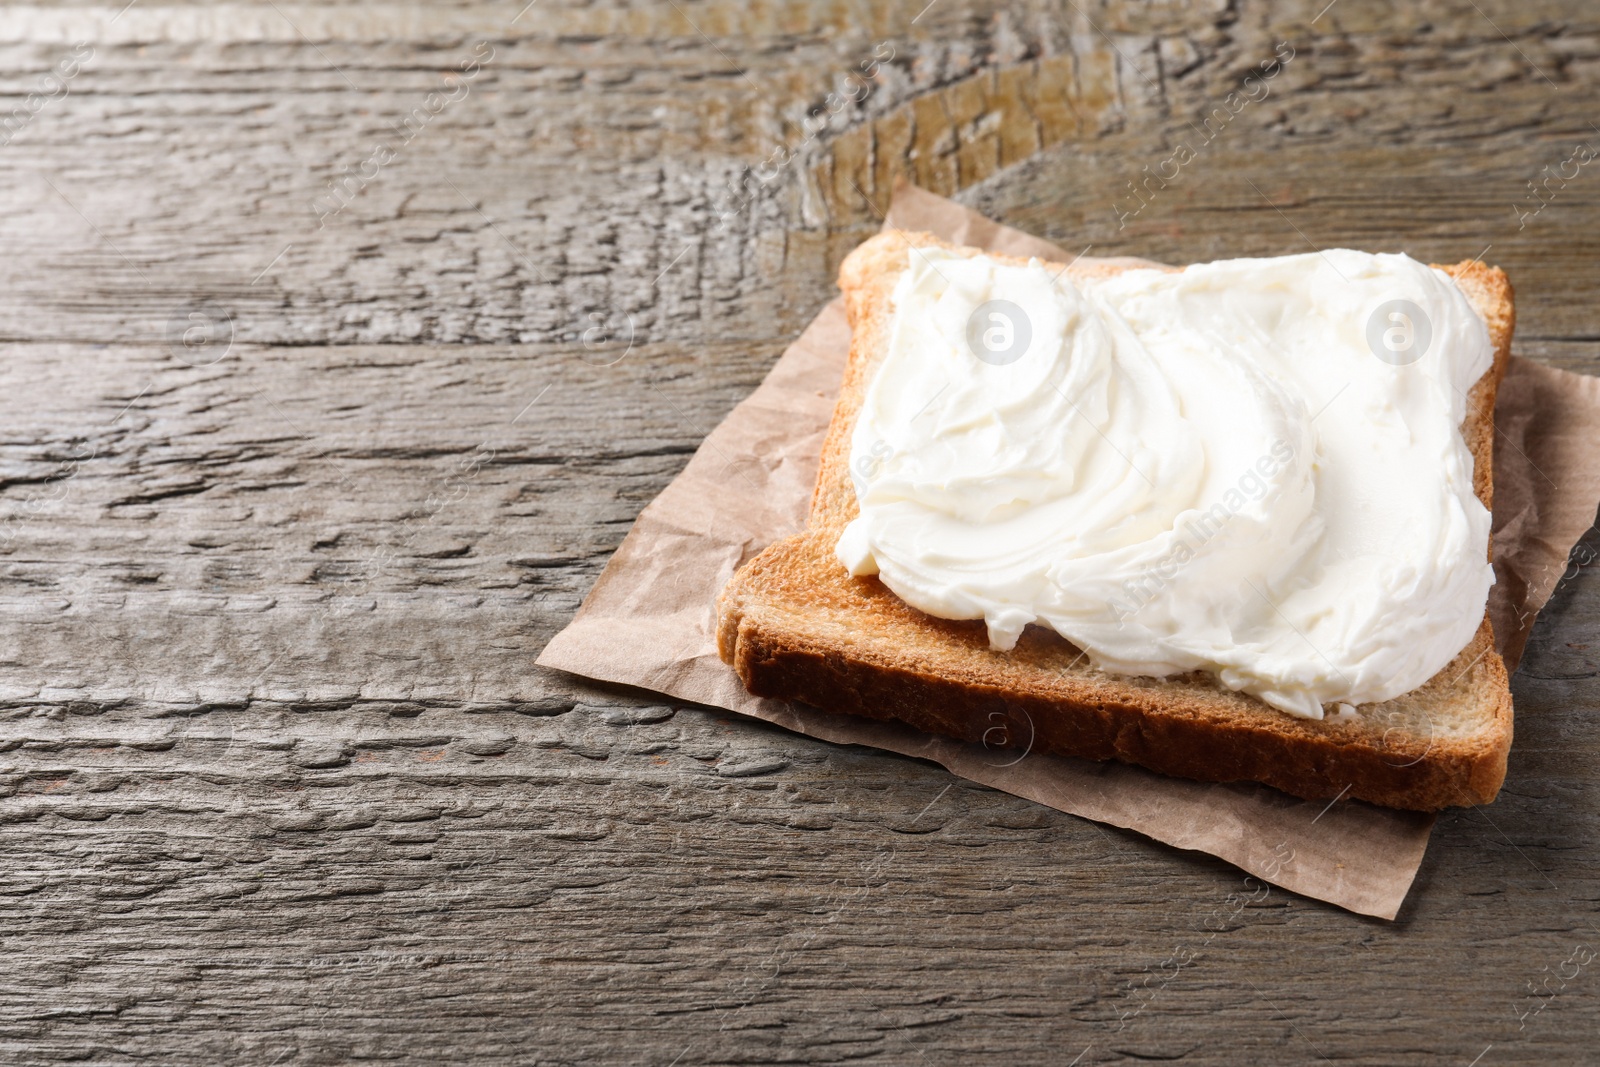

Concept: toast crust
[[719, 232, 1515, 811]]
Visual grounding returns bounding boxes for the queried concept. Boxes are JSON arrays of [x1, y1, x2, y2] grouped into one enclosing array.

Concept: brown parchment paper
[[538, 181, 1600, 920]]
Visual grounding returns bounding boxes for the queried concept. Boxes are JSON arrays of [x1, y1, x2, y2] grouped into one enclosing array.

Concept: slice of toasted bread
[[718, 231, 1515, 812]]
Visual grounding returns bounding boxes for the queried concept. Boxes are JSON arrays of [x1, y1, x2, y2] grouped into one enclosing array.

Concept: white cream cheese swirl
[[836, 247, 1494, 718]]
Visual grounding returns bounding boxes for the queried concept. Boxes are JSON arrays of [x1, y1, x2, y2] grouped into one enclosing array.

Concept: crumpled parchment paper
[[539, 181, 1600, 919]]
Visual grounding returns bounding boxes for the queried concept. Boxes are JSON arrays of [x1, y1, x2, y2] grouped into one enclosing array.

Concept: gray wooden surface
[[0, 1, 1596, 1063]]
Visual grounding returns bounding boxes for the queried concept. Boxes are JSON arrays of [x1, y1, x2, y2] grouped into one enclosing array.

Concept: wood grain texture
[[0, 1, 1596, 1064]]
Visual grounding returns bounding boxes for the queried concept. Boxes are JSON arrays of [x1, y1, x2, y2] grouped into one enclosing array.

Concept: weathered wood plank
[[0, 2, 1590, 352], [0, 663, 1593, 1064]]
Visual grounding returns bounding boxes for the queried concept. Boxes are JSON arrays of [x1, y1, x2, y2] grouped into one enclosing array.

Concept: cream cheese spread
[[836, 246, 1494, 718]]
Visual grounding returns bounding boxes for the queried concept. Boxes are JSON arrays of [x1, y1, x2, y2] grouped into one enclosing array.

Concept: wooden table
[[1, 1, 1596, 1063]]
